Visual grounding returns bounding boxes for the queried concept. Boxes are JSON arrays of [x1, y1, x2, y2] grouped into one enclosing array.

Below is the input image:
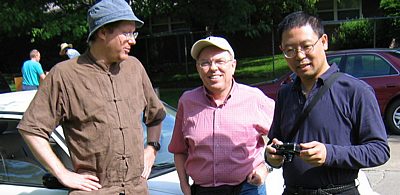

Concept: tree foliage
[[0, 0, 318, 42], [331, 20, 374, 49], [0, 0, 92, 42], [380, 0, 400, 42]]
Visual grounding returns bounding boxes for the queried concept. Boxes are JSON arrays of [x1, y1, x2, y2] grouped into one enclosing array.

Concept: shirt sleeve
[[324, 84, 390, 168], [139, 60, 166, 127], [267, 86, 286, 143], [168, 98, 187, 154], [35, 62, 45, 75], [17, 67, 66, 139], [258, 92, 275, 135]]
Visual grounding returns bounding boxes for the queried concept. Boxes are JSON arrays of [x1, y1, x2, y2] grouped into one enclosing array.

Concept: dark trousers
[[283, 182, 359, 195], [191, 181, 245, 195]]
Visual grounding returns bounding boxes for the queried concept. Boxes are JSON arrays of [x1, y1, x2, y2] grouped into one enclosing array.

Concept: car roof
[[0, 90, 37, 117], [327, 48, 400, 55]]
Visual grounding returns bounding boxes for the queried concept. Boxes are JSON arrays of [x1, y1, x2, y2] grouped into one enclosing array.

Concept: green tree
[[0, 0, 92, 42], [380, 0, 400, 46], [246, 0, 318, 38], [331, 19, 374, 49], [0, 0, 318, 42]]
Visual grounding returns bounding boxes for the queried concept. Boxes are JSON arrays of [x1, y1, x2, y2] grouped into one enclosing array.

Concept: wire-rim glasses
[[281, 36, 322, 58], [197, 59, 233, 68], [122, 32, 139, 40]]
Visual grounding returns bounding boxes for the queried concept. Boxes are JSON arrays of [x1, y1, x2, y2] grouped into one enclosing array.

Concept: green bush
[[331, 19, 374, 49]]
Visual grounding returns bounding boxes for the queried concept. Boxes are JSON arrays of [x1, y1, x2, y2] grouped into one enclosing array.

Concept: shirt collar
[[83, 50, 119, 72], [202, 79, 237, 106]]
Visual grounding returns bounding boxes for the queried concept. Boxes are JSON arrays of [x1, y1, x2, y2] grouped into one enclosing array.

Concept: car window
[[328, 56, 343, 66], [343, 54, 397, 78], [0, 119, 47, 187]]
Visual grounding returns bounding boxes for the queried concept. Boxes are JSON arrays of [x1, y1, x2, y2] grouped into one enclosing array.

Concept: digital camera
[[272, 143, 301, 162]]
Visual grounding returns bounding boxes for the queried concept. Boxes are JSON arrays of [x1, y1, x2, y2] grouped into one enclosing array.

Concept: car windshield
[[0, 102, 177, 186]]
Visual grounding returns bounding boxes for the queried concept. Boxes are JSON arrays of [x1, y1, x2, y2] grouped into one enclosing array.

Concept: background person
[[18, 0, 166, 194], [265, 11, 390, 195], [169, 36, 275, 195], [21, 49, 46, 91], [59, 42, 81, 59]]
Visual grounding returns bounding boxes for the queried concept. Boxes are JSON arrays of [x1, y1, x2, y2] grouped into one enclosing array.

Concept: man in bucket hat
[[18, 0, 166, 194]]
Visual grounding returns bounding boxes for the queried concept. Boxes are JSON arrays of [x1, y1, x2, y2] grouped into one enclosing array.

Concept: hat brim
[[191, 40, 233, 60], [59, 44, 72, 55]]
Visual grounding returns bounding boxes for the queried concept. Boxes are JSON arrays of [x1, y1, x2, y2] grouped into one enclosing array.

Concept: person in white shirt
[[59, 43, 81, 59]]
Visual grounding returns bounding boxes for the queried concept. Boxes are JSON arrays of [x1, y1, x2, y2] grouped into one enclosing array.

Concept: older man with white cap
[[168, 36, 275, 195], [18, 0, 166, 194]]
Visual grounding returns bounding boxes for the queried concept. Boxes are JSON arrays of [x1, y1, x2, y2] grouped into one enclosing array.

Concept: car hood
[[0, 90, 37, 114], [148, 171, 183, 195]]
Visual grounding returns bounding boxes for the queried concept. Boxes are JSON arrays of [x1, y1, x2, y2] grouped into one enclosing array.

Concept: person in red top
[[168, 36, 275, 195]]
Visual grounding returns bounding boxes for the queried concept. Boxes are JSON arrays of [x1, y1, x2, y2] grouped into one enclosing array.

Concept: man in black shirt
[[265, 11, 390, 195]]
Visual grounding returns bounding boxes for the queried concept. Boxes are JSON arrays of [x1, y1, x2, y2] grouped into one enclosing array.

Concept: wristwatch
[[147, 141, 161, 151]]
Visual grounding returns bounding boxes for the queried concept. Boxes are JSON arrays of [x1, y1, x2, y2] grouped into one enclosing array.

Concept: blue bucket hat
[[87, 0, 144, 42]]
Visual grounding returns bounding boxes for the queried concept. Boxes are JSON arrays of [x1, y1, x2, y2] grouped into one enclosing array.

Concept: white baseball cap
[[190, 36, 235, 60]]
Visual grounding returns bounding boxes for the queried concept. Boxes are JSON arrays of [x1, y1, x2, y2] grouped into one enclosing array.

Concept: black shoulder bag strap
[[285, 72, 344, 142]]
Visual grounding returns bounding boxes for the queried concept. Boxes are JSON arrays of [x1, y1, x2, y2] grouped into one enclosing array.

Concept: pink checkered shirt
[[168, 82, 275, 187]]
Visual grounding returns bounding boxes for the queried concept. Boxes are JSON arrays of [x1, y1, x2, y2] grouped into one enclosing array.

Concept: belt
[[285, 181, 357, 195]]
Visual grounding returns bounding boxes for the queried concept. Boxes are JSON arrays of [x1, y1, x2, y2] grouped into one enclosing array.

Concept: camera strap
[[285, 72, 343, 142]]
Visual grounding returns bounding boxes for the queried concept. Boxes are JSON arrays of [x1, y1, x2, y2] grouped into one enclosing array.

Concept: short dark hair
[[277, 11, 324, 43]]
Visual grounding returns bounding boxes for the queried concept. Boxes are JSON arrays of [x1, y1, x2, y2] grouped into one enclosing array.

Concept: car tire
[[385, 99, 400, 135]]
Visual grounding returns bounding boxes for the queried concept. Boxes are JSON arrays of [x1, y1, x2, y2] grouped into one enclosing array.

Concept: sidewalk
[[363, 135, 400, 195]]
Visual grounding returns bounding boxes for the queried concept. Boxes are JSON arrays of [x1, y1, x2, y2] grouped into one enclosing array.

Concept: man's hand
[[142, 146, 157, 179], [247, 163, 268, 186], [265, 138, 285, 168], [299, 141, 327, 166], [57, 169, 102, 191]]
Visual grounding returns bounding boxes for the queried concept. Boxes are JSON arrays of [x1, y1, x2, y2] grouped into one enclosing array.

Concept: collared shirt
[[66, 48, 81, 59], [268, 63, 390, 188], [18, 51, 166, 195], [168, 82, 275, 187], [22, 59, 44, 86]]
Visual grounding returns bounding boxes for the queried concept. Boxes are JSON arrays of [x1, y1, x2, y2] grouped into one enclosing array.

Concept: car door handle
[[386, 85, 397, 88]]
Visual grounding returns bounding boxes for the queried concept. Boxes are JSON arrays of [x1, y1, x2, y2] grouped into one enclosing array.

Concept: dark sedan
[[254, 48, 400, 135]]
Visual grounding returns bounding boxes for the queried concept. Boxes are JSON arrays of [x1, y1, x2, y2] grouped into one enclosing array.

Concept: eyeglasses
[[197, 58, 232, 68], [281, 36, 322, 58], [122, 32, 139, 40]]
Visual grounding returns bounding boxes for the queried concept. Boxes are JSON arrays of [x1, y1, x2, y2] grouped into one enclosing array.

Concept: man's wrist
[[266, 160, 283, 169], [147, 141, 161, 151]]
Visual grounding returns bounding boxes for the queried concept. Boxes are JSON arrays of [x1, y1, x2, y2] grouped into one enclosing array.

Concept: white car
[[0, 90, 182, 195], [0, 91, 377, 195]]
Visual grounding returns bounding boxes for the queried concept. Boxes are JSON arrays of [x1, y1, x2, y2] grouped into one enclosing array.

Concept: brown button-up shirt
[[18, 51, 166, 194]]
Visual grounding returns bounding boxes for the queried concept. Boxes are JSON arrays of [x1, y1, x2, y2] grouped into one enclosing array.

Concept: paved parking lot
[[363, 135, 400, 195]]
